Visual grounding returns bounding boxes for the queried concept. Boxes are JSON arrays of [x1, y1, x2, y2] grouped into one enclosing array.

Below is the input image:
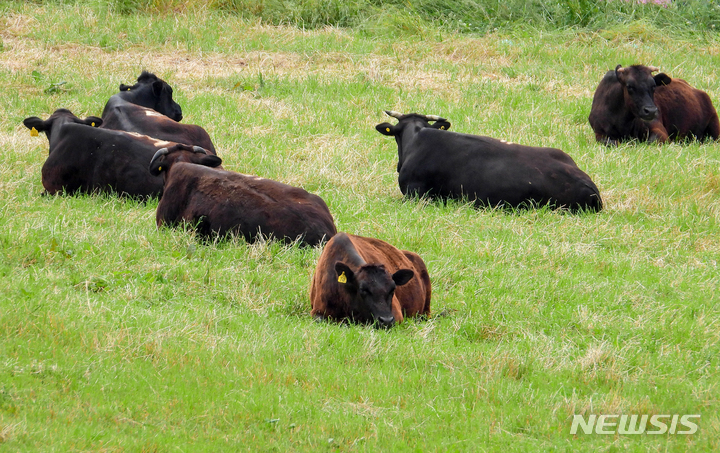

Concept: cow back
[[654, 79, 720, 141], [157, 164, 336, 245], [40, 123, 166, 198], [398, 129, 602, 211]]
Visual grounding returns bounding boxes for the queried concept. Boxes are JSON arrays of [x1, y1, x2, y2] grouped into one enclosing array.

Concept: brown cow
[[588, 64, 720, 145], [310, 232, 431, 328], [149, 146, 336, 246]]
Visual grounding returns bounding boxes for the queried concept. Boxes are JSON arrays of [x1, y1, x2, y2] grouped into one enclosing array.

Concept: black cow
[[375, 111, 602, 212], [23, 108, 188, 198], [101, 71, 217, 154], [588, 64, 720, 145], [149, 147, 337, 246], [310, 232, 431, 328]]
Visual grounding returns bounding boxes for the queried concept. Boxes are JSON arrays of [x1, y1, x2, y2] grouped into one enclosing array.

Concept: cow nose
[[641, 105, 658, 119], [377, 316, 395, 328]]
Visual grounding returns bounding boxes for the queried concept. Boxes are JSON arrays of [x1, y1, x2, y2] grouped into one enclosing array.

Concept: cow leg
[[648, 123, 669, 143], [595, 133, 617, 147], [706, 115, 720, 141], [391, 297, 404, 324]]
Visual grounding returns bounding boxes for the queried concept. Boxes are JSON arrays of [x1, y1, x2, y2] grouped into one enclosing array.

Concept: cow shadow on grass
[[400, 193, 602, 216]]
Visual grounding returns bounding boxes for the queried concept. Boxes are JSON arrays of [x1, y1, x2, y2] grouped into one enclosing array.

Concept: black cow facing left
[[375, 111, 602, 212], [24, 108, 187, 198], [101, 71, 217, 154]]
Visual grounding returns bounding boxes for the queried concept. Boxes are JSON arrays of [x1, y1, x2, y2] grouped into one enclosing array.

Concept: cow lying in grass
[[24, 108, 186, 198], [310, 232, 431, 328], [148, 146, 337, 246], [589, 64, 720, 145], [376, 111, 603, 212], [101, 71, 217, 155]]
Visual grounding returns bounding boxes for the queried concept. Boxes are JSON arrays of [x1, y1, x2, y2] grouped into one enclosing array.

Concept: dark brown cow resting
[[101, 71, 218, 155], [23, 108, 188, 198], [589, 64, 720, 145], [310, 232, 431, 328], [376, 111, 602, 212], [149, 147, 337, 246]]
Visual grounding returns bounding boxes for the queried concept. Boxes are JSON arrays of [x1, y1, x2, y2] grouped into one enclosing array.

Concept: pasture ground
[[1, 3, 719, 451]]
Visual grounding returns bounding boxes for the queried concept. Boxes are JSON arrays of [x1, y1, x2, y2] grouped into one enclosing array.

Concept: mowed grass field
[[1, 3, 719, 451]]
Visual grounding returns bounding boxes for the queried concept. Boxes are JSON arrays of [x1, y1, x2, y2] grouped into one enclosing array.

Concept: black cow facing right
[[101, 71, 217, 154], [375, 111, 602, 212]]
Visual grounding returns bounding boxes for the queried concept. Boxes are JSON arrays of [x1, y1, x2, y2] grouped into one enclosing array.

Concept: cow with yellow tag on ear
[[21, 108, 183, 198], [24, 111, 102, 140], [374, 109, 603, 213], [310, 232, 431, 328]]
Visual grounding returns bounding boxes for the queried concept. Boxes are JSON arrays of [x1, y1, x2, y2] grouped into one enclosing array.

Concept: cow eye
[[626, 86, 635, 94]]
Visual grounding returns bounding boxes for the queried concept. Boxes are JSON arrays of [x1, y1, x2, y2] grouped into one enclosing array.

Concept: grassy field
[[1, 1, 720, 451]]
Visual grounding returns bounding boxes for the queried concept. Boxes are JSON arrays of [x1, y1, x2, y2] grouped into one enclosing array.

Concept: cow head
[[615, 65, 672, 122], [376, 110, 451, 136], [376, 111, 451, 172], [334, 261, 414, 328], [23, 109, 102, 145], [149, 144, 223, 176], [118, 71, 183, 122]]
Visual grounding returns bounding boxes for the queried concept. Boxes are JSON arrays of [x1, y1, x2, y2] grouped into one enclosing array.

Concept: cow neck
[[397, 122, 425, 170], [46, 116, 74, 150]]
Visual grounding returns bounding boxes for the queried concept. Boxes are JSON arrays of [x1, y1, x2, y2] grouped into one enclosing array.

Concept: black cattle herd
[[23, 65, 719, 327]]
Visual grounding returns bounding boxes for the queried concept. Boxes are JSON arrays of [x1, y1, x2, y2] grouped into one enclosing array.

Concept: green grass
[[2, 2, 720, 451]]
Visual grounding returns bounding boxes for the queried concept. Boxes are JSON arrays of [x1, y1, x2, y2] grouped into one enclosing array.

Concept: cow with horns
[[149, 146, 337, 246], [588, 64, 720, 145], [375, 110, 603, 212]]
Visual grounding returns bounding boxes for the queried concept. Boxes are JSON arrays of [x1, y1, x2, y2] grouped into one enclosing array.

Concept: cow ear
[[654, 73, 671, 87], [84, 116, 103, 127], [199, 155, 223, 168], [334, 262, 355, 286], [614, 65, 625, 82], [119, 83, 132, 91], [430, 120, 451, 131], [392, 269, 414, 286], [152, 80, 165, 97], [23, 117, 46, 135], [149, 160, 165, 176], [376, 123, 396, 136]]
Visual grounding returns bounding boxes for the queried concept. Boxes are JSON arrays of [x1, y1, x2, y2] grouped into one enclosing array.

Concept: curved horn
[[384, 110, 404, 119], [648, 66, 659, 73], [424, 114, 446, 122], [149, 147, 169, 166], [192, 146, 207, 154]]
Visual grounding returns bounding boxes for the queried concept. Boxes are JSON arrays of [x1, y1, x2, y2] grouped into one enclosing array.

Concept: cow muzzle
[[640, 105, 659, 122], [375, 315, 395, 329]]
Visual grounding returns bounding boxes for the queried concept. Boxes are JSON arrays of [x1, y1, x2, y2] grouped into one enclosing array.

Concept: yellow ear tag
[[440, 126, 445, 130], [386, 127, 390, 132], [30, 127, 39, 137], [338, 271, 347, 284], [158, 166, 162, 172], [91, 122, 96, 127], [127, 88, 131, 91]]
